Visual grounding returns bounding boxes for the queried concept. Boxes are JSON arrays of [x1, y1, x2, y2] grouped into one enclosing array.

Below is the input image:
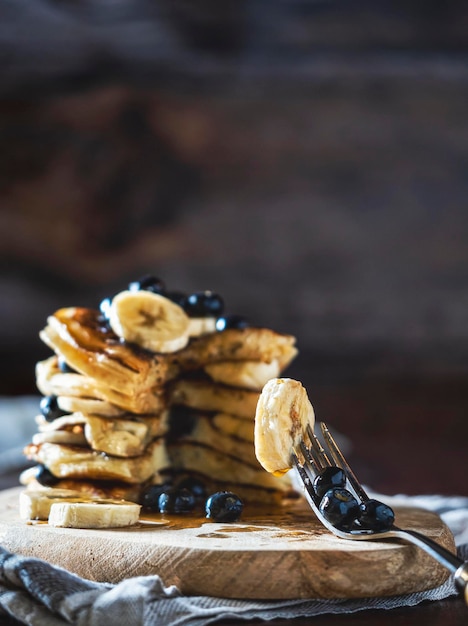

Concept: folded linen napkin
[[0, 496, 466, 626]]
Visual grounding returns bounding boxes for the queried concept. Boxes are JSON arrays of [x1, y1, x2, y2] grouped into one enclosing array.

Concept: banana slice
[[187, 317, 217, 337], [32, 431, 87, 446], [109, 290, 190, 353], [204, 359, 281, 391], [254, 378, 315, 476], [19, 489, 96, 520], [48, 500, 141, 528], [57, 396, 126, 417]]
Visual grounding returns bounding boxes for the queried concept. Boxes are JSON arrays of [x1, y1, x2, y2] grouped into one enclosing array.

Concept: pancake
[[164, 470, 292, 506], [24, 439, 169, 484], [56, 396, 128, 418], [36, 411, 168, 458], [40, 308, 173, 392], [25, 282, 299, 509], [40, 307, 296, 389], [170, 413, 257, 467], [204, 359, 281, 391], [168, 442, 292, 493], [36, 356, 166, 415], [20, 469, 143, 502], [210, 412, 254, 442], [172, 325, 297, 372], [169, 378, 260, 420]]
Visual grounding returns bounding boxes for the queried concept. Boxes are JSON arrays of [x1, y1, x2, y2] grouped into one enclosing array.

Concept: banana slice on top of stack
[[22, 275, 298, 526]]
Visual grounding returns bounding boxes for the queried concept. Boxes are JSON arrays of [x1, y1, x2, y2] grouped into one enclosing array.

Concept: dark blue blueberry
[[140, 482, 173, 511], [319, 487, 360, 530], [35, 465, 60, 487], [99, 296, 113, 321], [158, 488, 196, 514], [205, 491, 243, 522], [128, 275, 166, 294], [359, 499, 395, 531], [313, 467, 347, 500], [177, 477, 207, 502], [166, 290, 187, 307], [57, 356, 76, 374], [39, 396, 68, 422], [183, 291, 224, 317], [215, 315, 249, 331], [166, 406, 197, 444]]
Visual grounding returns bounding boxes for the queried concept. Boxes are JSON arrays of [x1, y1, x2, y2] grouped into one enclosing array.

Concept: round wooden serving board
[[0, 487, 456, 599]]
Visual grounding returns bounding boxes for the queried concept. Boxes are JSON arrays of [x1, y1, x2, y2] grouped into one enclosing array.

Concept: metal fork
[[292, 421, 468, 603]]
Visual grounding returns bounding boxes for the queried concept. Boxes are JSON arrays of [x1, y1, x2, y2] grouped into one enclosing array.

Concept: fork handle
[[454, 562, 468, 604], [393, 527, 468, 603]]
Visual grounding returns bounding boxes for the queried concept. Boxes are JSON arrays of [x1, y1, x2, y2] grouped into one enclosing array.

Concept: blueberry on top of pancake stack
[[22, 275, 298, 510]]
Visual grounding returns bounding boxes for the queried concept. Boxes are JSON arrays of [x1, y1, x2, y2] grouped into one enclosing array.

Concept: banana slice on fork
[[254, 378, 315, 476]]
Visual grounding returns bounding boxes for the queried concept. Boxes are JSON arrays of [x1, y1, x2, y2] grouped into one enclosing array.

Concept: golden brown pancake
[[36, 356, 166, 415], [168, 441, 291, 493], [40, 307, 296, 389], [28, 298, 298, 507], [24, 439, 168, 484], [20, 469, 143, 502], [36, 411, 168, 458], [169, 378, 260, 420]]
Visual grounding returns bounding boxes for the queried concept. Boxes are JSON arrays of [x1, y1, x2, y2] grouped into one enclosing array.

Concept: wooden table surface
[[221, 598, 466, 626]]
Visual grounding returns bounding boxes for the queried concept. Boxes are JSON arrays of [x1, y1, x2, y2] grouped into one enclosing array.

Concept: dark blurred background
[[0, 0, 467, 495]]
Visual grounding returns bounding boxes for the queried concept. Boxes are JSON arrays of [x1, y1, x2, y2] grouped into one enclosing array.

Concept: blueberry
[[319, 487, 360, 530], [35, 465, 60, 487], [39, 396, 68, 422], [184, 291, 224, 317], [57, 356, 76, 374], [177, 477, 207, 502], [166, 406, 197, 443], [140, 483, 173, 511], [158, 488, 196, 514], [128, 275, 165, 294], [215, 315, 249, 331], [359, 499, 395, 531], [205, 491, 243, 522], [99, 296, 113, 320], [313, 467, 347, 500]]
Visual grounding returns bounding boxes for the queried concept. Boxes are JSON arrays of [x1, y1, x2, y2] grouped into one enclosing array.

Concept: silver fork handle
[[390, 526, 468, 602], [298, 467, 468, 598]]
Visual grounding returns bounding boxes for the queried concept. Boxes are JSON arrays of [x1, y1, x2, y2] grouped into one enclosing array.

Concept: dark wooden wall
[[1, 1, 467, 494]]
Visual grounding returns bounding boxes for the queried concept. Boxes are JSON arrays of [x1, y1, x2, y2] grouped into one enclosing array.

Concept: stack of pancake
[[22, 283, 298, 506]]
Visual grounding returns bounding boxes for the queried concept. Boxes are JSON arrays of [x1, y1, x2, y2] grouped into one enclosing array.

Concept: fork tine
[[293, 423, 467, 594], [299, 440, 322, 473], [291, 448, 317, 502], [306, 423, 332, 468], [319, 422, 369, 502]]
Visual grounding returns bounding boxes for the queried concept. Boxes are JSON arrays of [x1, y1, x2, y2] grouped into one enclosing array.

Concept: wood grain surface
[[0, 488, 456, 600]]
